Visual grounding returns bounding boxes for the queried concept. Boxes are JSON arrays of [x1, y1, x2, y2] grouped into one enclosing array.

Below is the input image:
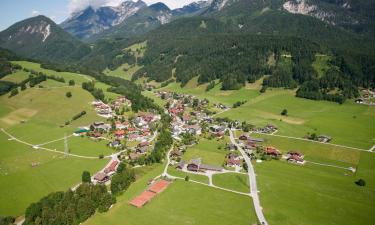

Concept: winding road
[[229, 129, 268, 225]]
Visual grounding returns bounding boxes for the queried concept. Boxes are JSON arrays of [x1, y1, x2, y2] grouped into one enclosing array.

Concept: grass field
[[85, 164, 257, 225], [182, 138, 228, 166], [167, 167, 209, 184], [212, 172, 249, 193], [103, 63, 142, 80], [255, 160, 375, 225], [312, 54, 333, 78], [1, 70, 29, 83], [0, 132, 108, 216]]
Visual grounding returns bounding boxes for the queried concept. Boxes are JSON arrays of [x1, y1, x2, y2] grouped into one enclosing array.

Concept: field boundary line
[[1, 128, 99, 159], [252, 131, 371, 152]]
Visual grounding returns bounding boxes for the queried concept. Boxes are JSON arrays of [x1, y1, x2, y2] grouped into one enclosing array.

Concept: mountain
[[86, 2, 173, 41], [61, 0, 147, 39], [0, 15, 90, 63], [172, 1, 211, 16]]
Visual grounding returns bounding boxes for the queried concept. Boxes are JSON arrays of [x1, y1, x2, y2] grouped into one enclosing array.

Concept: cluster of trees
[[110, 163, 136, 195], [82, 82, 105, 102], [47, 75, 65, 83], [24, 183, 115, 225], [0, 216, 15, 225], [233, 100, 247, 108]]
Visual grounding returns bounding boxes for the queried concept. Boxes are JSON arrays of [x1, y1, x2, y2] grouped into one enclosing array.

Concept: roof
[[104, 161, 119, 173], [200, 164, 223, 171], [148, 180, 170, 194], [94, 172, 107, 181], [188, 158, 201, 166]]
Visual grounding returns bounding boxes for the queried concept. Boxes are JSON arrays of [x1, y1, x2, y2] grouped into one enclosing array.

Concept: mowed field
[[0, 63, 116, 216], [182, 138, 228, 166], [161, 78, 375, 149], [0, 132, 108, 216], [255, 159, 375, 225], [85, 164, 258, 225]]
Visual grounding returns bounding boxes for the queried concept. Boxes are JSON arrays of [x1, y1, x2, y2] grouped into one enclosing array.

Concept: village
[[69, 90, 309, 207]]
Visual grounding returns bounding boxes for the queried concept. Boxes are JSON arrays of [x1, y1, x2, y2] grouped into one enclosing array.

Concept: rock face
[[0, 15, 90, 63], [60, 0, 147, 39]]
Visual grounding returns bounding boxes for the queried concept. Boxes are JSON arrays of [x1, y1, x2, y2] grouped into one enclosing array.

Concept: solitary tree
[[355, 179, 366, 186], [66, 92, 72, 98], [281, 109, 288, 116], [21, 84, 27, 91], [185, 175, 190, 182], [81, 171, 91, 183], [68, 80, 75, 86]]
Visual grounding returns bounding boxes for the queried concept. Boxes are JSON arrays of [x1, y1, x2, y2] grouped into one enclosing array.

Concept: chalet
[[138, 141, 150, 148], [239, 134, 249, 140], [94, 172, 108, 183], [170, 150, 183, 158], [226, 143, 237, 151], [176, 160, 185, 169], [226, 158, 242, 167], [187, 124, 202, 135], [136, 146, 148, 154], [91, 132, 102, 138], [264, 146, 281, 157], [187, 158, 201, 172], [114, 130, 126, 138], [109, 140, 121, 148], [104, 160, 119, 174], [210, 125, 225, 133], [286, 151, 305, 164], [129, 153, 140, 161], [317, 135, 332, 143]]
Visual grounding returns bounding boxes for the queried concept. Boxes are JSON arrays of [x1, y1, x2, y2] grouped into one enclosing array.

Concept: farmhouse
[[104, 160, 119, 174], [187, 158, 201, 172], [286, 151, 305, 164], [264, 146, 281, 157], [176, 160, 185, 169], [94, 172, 108, 183]]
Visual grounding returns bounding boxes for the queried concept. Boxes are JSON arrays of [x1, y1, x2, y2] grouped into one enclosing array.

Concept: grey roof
[[200, 164, 223, 171]]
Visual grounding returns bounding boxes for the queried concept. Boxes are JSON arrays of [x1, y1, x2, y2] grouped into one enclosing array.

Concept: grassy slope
[[1, 70, 29, 83], [255, 160, 375, 225], [0, 132, 108, 216], [167, 167, 209, 184], [85, 164, 257, 225]]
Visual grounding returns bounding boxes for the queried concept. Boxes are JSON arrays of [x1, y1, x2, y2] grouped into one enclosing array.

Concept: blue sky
[[0, 0, 198, 31]]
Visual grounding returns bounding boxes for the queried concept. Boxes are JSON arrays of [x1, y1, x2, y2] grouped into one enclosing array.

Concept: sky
[[0, 0, 199, 31]]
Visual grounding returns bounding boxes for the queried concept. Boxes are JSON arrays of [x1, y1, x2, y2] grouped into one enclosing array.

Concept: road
[[229, 129, 268, 225]]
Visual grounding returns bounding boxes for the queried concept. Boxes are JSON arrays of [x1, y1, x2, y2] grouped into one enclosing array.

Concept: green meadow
[[182, 138, 228, 166], [0, 69, 29, 83], [167, 167, 209, 184], [212, 172, 249, 193], [0, 132, 108, 216], [255, 160, 375, 225], [85, 164, 257, 225]]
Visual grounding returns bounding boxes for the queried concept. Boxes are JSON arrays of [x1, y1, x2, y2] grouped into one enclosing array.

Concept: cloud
[[68, 0, 199, 12], [31, 10, 40, 16]]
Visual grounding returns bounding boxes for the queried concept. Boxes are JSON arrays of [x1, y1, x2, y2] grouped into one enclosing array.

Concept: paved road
[[230, 129, 268, 225]]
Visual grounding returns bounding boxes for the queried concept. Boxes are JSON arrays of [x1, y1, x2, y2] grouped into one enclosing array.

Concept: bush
[[82, 171, 91, 183], [355, 179, 366, 186], [9, 88, 18, 97], [69, 79, 75, 86], [281, 109, 288, 116], [66, 91, 72, 98], [185, 176, 190, 181]]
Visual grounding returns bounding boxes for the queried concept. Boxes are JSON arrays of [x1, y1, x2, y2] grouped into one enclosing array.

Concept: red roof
[[104, 160, 118, 173], [114, 130, 125, 136], [148, 180, 170, 194], [129, 191, 156, 208]]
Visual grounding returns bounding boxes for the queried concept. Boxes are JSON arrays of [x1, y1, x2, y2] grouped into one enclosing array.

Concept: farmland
[[85, 164, 257, 225], [255, 160, 375, 225]]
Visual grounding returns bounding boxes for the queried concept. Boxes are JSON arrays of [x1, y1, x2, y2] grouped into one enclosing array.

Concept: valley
[[0, 0, 374, 225]]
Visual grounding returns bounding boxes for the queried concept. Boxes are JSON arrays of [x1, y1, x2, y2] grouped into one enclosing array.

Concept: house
[[176, 160, 185, 169], [170, 150, 183, 158], [226, 158, 242, 167], [138, 141, 149, 148], [210, 125, 225, 133], [114, 130, 126, 138], [109, 140, 121, 148], [239, 134, 249, 140], [248, 137, 264, 143], [286, 151, 305, 164], [187, 158, 201, 171], [129, 153, 141, 161], [136, 146, 148, 154], [226, 143, 237, 151], [74, 128, 89, 136], [104, 160, 119, 174], [264, 146, 281, 157], [94, 172, 108, 183], [187, 124, 202, 135]]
